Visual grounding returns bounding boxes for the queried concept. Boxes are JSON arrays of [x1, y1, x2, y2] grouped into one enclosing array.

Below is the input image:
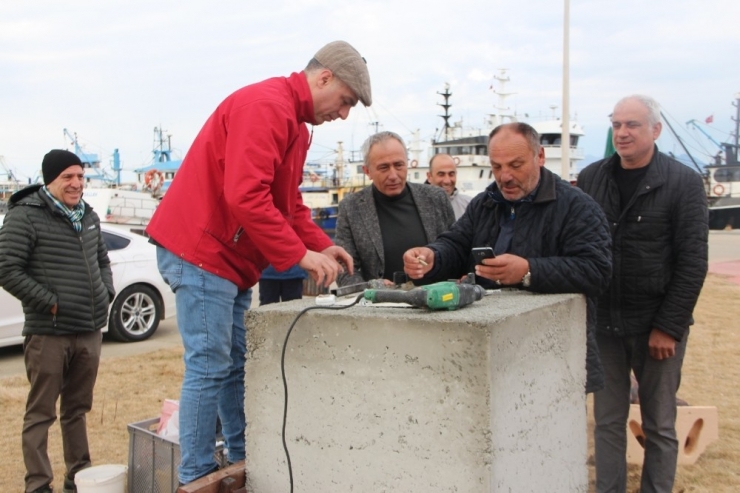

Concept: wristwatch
[[521, 270, 531, 288]]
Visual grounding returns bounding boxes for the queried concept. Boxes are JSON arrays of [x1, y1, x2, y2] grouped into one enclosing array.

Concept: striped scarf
[[42, 186, 85, 233]]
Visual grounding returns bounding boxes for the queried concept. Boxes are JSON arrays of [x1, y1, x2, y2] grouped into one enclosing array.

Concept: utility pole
[[369, 121, 380, 134], [561, 0, 571, 180], [733, 93, 739, 150]]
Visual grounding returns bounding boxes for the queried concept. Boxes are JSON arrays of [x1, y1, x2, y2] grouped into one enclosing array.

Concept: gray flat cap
[[314, 40, 372, 106]]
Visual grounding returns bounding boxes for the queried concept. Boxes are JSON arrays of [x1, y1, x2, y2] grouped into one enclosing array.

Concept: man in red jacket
[[146, 40, 371, 486]]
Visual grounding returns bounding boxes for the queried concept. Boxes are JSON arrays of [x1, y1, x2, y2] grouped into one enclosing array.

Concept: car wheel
[[108, 284, 162, 342]]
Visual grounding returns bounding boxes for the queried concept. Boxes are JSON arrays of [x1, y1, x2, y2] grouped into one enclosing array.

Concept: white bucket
[[74, 464, 127, 493]]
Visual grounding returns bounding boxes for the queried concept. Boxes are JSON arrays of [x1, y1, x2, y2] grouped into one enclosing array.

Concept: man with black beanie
[[0, 149, 114, 493]]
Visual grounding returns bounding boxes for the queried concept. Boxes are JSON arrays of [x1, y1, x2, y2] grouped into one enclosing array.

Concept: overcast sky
[[1, 0, 738, 182]]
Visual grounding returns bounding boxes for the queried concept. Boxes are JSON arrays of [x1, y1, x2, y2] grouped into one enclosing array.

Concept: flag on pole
[[705, 115, 714, 124]]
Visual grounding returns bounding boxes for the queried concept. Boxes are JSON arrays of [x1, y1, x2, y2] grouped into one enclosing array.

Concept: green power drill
[[363, 281, 485, 311]]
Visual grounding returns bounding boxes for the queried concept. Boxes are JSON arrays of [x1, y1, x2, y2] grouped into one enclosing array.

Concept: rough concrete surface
[[245, 290, 588, 492]]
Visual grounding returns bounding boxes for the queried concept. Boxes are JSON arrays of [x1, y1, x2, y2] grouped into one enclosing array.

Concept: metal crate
[[127, 417, 225, 493]]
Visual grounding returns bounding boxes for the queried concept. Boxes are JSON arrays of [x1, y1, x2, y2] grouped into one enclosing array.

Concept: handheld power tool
[[363, 281, 485, 311]]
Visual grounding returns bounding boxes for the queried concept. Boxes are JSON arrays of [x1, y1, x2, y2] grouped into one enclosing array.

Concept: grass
[[1, 273, 738, 491]]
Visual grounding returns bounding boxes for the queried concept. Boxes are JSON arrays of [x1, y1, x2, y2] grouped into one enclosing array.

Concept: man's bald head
[[427, 153, 458, 196]]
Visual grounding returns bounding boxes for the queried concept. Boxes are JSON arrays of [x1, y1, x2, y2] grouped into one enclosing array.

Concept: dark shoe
[[62, 475, 76, 493], [30, 485, 53, 493]]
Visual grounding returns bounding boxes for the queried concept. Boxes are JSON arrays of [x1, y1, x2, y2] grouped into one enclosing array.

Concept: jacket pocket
[[156, 247, 183, 291], [203, 196, 255, 254]]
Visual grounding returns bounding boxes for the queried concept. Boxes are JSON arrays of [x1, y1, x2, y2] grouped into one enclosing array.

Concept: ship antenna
[[488, 69, 517, 129], [437, 83, 452, 141], [729, 93, 740, 165]]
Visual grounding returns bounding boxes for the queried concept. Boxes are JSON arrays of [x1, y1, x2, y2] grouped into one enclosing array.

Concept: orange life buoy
[[410, 159, 418, 168], [144, 169, 164, 192], [713, 184, 725, 196], [453, 156, 461, 165]]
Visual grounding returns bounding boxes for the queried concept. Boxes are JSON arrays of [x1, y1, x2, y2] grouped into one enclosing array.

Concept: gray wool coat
[[335, 182, 455, 286]]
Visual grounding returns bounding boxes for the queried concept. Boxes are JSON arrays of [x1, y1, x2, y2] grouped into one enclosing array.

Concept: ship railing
[[301, 175, 370, 189], [540, 145, 585, 159]]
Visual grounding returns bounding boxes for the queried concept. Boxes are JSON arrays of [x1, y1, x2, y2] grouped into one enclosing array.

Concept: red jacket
[[146, 72, 333, 290]]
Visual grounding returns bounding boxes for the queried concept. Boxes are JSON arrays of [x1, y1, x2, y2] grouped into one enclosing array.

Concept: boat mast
[[487, 70, 516, 129], [660, 112, 705, 177], [152, 127, 173, 163], [726, 93, 740, 165], [335, 141, 345, 193], [437, 84, 452, 141]]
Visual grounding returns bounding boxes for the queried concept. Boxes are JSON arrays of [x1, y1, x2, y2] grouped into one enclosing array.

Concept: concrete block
[[245, 291, 590, 492], [626, 404, 719, 465]]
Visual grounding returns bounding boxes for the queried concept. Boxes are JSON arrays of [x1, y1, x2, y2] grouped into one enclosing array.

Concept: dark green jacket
[[0, 185, 114, 335]]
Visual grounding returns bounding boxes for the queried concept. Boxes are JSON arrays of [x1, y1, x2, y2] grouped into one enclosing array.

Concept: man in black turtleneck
[[335, 131, 454, 286], [578, 95, 708, 493]]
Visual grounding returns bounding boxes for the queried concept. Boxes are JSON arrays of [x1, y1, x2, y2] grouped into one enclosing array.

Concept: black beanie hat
[[42, 149, 83, 185]]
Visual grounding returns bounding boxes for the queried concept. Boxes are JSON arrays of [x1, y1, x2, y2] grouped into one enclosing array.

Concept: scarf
[[42, 186, 85, 233]]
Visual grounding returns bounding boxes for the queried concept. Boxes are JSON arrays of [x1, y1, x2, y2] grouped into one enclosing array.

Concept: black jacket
[[577, 148, 708, 341], [427, 167, 612, 393], [0, 185, 114, 335]]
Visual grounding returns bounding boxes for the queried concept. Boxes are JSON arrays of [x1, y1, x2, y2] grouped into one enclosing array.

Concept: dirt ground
[[1, 273, 738, 492]]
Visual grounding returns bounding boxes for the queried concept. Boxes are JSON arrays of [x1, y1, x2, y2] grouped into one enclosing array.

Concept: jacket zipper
[[81, 230, 96, 328], [233, 227, 244, 243]]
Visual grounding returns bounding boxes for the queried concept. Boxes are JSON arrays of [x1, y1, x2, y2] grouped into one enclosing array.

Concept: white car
[[0, 215, 176, 347]]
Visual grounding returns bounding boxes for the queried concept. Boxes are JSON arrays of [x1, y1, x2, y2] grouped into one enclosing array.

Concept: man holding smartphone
[[403, 122, 612, 393]]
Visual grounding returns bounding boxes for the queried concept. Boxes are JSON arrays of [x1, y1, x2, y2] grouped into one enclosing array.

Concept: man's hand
[[321, 245, 354, 276], [475, 254, 529, 286], [299, 246, 353, 288], [403, 247, 434, 279], [648, 328, 676, 360]]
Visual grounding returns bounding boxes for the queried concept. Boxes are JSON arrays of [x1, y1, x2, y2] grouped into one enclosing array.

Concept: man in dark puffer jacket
[[404, 122, 612, 394], [577, 95, 708, 493], [0, 150, 114, 493]]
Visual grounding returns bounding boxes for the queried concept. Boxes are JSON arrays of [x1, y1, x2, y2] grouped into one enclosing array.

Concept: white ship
[[408, 70, 585, 196]]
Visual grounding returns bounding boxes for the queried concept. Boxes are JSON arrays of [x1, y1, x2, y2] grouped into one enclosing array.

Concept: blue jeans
[[156, 248, 252, 484], [594, 329, 688, 493]]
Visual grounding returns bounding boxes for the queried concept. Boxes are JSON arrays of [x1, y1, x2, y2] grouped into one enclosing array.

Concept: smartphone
[[472, 247, 496, 265]]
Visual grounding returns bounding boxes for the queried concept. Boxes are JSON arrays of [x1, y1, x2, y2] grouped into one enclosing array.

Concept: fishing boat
[[58, 128, 162, 225], [409, 70, 585, 196], [661, 95, 740, 230], [132, 127, 182, 196], [299, 142, 369, 238], [701, 94, 740, 230], [63, 128, 124, 188]]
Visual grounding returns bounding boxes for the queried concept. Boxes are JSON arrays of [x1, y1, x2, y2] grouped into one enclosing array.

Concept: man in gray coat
[[336, 131, 455, 286], [0, 150, 114, 493]]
